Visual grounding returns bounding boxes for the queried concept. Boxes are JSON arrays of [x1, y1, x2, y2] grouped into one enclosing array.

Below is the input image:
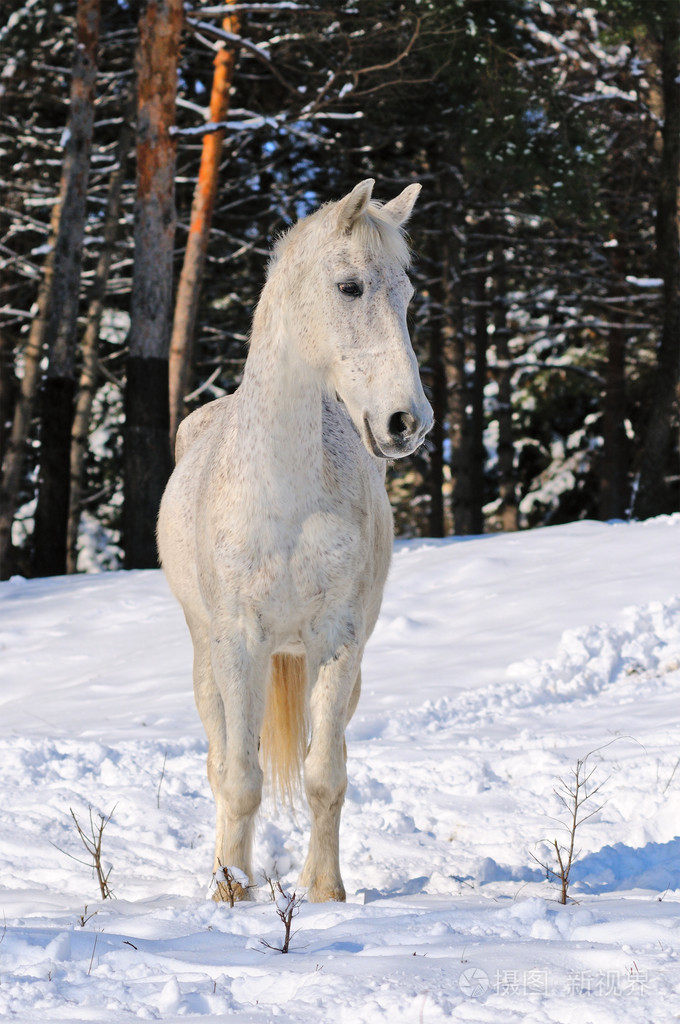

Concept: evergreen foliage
[[0, 0, 678, 574]]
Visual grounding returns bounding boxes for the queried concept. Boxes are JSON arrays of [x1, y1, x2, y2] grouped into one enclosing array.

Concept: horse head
[[269, 179, 434, 459]]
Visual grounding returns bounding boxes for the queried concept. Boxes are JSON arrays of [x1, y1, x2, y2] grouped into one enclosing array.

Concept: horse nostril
[[388, 411, 416, 440]]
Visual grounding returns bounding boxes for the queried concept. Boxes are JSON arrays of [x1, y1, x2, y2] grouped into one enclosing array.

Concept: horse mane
[[268, 197, 412, 276]]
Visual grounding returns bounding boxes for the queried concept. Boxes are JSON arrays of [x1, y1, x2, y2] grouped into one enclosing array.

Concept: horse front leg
[[209, 627, 269, 901], [300, 649, 361, 902]]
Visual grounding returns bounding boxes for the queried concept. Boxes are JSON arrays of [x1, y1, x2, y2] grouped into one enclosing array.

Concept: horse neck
[[239, 281, 325, 482]]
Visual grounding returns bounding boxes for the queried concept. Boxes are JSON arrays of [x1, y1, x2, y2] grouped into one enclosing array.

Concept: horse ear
[[336, 179, 375, 232], [381, 183, 422, 227]]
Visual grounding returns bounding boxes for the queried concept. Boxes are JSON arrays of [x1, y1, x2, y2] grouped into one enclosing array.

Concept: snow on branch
[[491, 358, 605, 386], [185, 3, 317, 14], [519, 17, 594, 73], [184, 19, 272, 58], [567, 82, 638, 105], [0, 0, 42, 45], [185, 17, 301, 94], [169, 104, 363, 137], [626, 276, 664, 289]]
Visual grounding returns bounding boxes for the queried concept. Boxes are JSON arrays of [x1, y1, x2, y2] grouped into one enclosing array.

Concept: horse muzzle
[[363, 406, 433, 459]]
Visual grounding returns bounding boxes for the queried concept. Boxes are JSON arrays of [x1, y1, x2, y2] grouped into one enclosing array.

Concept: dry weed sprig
[[78, 904, 99, 927], [532, 750, 606, 904], [261, 878, 304, 953], [157, 751, 168, 809], [52, 805, 117, 900], [212, 863, 253, 905]]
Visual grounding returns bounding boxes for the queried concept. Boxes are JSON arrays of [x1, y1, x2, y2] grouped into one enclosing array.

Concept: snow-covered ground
[[2, 516, 680, 1023]]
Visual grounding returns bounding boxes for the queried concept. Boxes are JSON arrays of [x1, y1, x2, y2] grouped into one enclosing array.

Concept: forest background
[[1, 0, 679, 577]]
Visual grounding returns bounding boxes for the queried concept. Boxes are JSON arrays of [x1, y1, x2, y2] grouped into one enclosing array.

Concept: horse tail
[[260, 653, 309, 804]]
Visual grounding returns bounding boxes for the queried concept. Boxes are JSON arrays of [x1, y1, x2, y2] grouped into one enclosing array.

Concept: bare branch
[[184, 18, 300, 95], [351, 17, 422, 79]]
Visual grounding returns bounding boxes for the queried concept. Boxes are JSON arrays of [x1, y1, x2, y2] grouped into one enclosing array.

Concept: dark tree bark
[[599, 153, 632, 523], [421, 150, 459, 537], [635, 1, 680, 519], [123, 0, 183, 569], [599, 322, 628, 520], [5, 0, 100, 578], [468, 254, 488, 536], [31, 0, 101, 576], [493, 242, 517, 531], [0, 193, 61, 578], [0, 329, 14, 467], [169, 0, 239, 450], [426, 317, 446, 537], [446, 189, 474, 536]]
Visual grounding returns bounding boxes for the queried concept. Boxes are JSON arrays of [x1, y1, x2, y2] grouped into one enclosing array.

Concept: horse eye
[[338, 281, 363, 298]]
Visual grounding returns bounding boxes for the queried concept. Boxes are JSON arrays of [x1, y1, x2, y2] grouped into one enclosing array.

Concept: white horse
[[157, 179, 432, 903]]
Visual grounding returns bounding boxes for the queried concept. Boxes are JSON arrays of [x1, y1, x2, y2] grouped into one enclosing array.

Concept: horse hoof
[[308, 885, 346, 903]]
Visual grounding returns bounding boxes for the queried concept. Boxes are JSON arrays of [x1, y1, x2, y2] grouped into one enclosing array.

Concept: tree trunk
[[635, 1, 680, 519], [31, 0, 101, 577], [426, 317, 446, 537], [169, 0, 240, 450], [599, 323, 628, 520], [493, 242, 518, 531], [446, 191, 474, 536], [67, 96, 136, 573], [0, 194, 61, 578], [123, 0, 183, 570], [0, 329, 14, 467], [599, 170, 631, 521], [0, 0, 100, 579], [468, 255, 488, 535]]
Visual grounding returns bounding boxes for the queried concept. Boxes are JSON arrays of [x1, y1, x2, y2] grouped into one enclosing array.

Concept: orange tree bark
[[168, 1, 240, 450], [123, 0, 183, 569]]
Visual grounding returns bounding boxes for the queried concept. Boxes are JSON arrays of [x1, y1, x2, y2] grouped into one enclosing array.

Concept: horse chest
[[204, 492, 388, 642]]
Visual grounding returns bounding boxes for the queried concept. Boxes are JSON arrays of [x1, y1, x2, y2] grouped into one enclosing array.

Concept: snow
[[1, 516, 680, 1022], [626, 276, 664, 289], [217, 867, 250, 891]]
